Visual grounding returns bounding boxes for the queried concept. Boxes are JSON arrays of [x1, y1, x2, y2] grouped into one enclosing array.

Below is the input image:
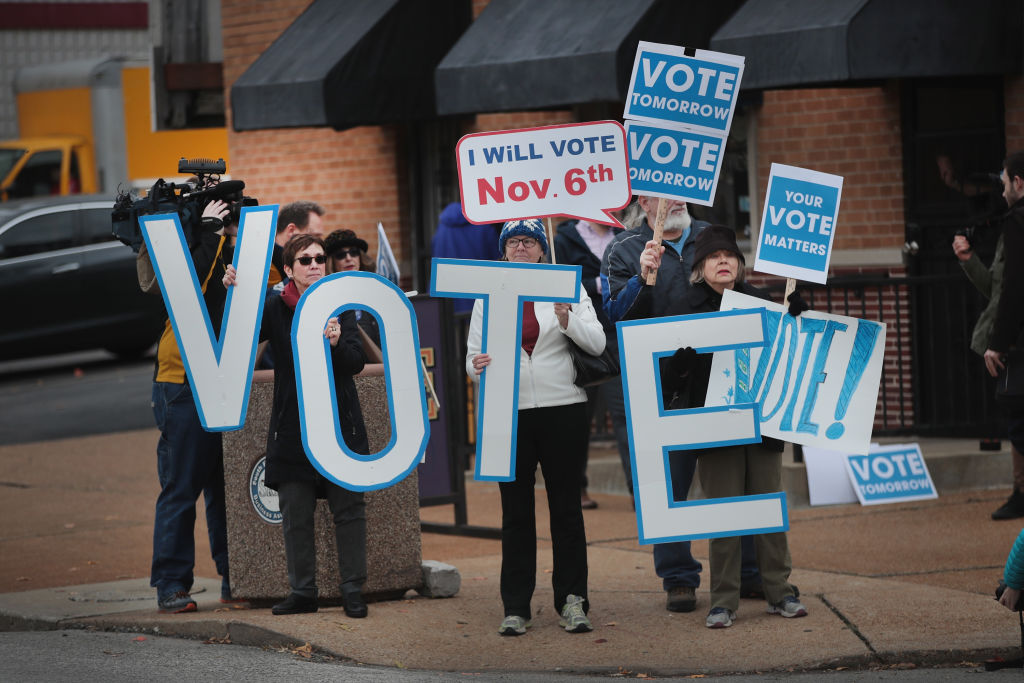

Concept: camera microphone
[[183, 180, 245, 202]]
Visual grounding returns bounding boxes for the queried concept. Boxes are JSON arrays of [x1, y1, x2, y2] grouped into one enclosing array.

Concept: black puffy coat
[[260, 295, 369, 489]]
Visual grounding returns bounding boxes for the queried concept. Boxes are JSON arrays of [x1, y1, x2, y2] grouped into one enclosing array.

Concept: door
[[901, 78, 1005, 435]]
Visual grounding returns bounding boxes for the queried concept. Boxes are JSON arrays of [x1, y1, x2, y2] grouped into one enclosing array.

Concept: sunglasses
[[294, 254, 326, 266], [334, 248, 362, 259]]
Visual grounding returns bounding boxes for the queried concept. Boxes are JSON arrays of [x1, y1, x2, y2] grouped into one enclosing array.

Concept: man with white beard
[[601, 196, 764, 615]]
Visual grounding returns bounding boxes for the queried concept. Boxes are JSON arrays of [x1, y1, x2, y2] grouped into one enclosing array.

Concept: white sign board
[[753, 163, 844, 284], [456, 121, 631, 226], [617, 308, 788, 544], [706, 290, 885, 455]]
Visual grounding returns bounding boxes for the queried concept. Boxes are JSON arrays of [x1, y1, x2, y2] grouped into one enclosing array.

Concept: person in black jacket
[[629, 225, 807, 629], [223, 233, 370, 619], [981, 151, 1024, 519]]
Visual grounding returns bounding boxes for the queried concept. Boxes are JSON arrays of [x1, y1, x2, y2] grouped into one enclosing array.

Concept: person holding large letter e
[[467, 219, 605, 636], [603, 195, 764, 613], [224, 234, 370, 618], [628, 225, 807, 629]]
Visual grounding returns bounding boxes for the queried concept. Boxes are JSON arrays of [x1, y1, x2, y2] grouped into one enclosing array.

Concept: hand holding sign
[[457, 121, 631, 226]]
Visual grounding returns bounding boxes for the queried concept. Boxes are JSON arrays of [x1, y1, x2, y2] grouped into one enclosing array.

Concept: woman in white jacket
[[467, 219, 606, 637]]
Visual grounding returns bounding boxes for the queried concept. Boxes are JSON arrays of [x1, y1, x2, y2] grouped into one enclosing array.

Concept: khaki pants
[[697, 444, 795, 612]]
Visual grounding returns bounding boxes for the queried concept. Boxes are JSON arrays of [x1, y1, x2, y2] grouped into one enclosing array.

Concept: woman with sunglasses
[[324, 229, 381, 353], [466, 219, 606, 637], [223, 233, 370, 619]]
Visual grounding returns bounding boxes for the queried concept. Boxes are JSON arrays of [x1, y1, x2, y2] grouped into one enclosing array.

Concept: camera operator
[[955, 151, 1024, 521], [149, 196, 238, 613]]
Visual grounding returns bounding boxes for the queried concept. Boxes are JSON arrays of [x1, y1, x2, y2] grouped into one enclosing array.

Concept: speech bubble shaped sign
[[457, 121, 631, 227]]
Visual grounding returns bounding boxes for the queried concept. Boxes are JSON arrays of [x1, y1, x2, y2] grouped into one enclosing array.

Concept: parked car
[[0, 194, 165, 360]]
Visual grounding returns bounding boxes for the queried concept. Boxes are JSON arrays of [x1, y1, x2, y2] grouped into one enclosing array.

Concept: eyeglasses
[[334, 248, 362, 259], [294, 254, 326, 266], [505, 237, 538, 249]]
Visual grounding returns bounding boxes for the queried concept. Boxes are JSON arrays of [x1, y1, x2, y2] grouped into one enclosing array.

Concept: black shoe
[[343, 591, 368, 618], [665, 586, 696, 612], [272, 593, 318, 615], [739, 581, 765, 600], [993, 490, 1024, 520]]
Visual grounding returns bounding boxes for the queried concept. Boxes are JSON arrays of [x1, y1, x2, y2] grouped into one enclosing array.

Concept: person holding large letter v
[[625, 225, 807, 629], [224, 234, 370, 618], [467, 219, 606, 636]]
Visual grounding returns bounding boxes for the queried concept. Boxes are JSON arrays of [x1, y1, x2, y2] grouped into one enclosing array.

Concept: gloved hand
[[787, 291, 810, 317], [668, 346, 697, 377]]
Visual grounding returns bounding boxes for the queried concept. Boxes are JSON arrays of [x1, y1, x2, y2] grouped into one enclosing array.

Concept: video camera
[[112, 157, 258, 253]]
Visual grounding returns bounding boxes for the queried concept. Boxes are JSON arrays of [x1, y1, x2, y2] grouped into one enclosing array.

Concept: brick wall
[[756, 86, 905, 255], [221, 0, 408, 276]]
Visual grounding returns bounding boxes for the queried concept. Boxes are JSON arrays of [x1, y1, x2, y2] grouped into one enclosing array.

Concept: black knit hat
[[693, 224, 744, 265], [324, 229, 368, 257]]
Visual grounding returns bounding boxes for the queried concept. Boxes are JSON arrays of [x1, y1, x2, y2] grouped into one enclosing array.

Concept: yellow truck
[[1, 56, 228, 201]]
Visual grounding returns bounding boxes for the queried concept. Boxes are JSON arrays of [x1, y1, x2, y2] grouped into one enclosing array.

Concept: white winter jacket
[[465, 290, 606, 409]]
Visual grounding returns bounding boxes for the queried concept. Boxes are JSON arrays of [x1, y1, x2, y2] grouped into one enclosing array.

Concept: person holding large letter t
[[627, 224, 807, 628], [467, 219, 606, 636], [224, 234, 370, 618]]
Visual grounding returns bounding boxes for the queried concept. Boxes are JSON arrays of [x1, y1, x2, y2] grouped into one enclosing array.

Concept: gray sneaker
[[705, 607, 735, 628], [498, 615, 531, 636], [559, 594, 593, 633], [768, 595, 808, 618]]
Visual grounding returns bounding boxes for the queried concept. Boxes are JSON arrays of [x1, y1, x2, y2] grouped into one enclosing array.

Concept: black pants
[[499, 402, 589, 618], [277, 479, 367, 599]]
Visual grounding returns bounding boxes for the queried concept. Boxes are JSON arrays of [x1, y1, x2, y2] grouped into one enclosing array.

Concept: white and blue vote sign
[[625, 120, 723, 206], [624, 42, 744, 137], [430, 258, 582, 481], [706, 290, 885, 456], [845, 443, 937, 505], [754, 164, 844, 284], [617, 308, 788, 544], [140, 205, 276, 431]]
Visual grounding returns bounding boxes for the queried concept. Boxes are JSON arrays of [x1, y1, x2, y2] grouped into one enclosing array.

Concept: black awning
[[230, 0, 469, 131], [434, 0, 745, 116], [711, 0, 1022, 90]]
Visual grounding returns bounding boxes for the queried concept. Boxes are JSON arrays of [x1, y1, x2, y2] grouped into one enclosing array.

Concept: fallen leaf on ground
[[132, 636, 146, 642], [603, 621, 617, 626], [15, 577, 28, 582]]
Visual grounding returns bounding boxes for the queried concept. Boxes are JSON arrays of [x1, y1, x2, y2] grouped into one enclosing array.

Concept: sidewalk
[[1, 429, 1022, 676]]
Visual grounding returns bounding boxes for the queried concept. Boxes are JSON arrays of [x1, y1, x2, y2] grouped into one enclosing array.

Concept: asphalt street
[[0, 349, 155, 445]]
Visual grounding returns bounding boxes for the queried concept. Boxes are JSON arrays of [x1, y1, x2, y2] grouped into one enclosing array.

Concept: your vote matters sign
[[754, 164, 843, 284]]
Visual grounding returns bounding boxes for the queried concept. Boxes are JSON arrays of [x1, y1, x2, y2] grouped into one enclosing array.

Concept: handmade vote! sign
[[625, 120, 724, 206], [457, 121, 631, 227], [624, 41, 744, 136], [706, 290, 885, 455], [754, 164, 844, 284], [845, 443, 937, 505]]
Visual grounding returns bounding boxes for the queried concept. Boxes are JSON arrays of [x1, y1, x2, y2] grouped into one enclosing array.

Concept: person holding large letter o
[[467, 219, 606, 636], [628, 225, 807, 629], [224, 234, 370, 618]]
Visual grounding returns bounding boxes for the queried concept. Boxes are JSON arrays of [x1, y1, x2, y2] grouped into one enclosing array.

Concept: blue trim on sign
[[429, 258, 582, 482], [294, 271, 429, 492], [140, 205, 276, 432]]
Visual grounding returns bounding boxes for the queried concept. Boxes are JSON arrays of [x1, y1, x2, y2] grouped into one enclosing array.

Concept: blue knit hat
[[498, 218, 548, 255]]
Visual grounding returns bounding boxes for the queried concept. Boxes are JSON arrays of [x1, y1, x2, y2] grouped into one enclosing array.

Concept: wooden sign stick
[[644, 198, 670, 285], [784, 277, 797, 308]]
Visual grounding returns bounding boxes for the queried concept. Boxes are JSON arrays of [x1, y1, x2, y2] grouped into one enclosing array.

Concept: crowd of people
[[147, 154, 1024, 635]]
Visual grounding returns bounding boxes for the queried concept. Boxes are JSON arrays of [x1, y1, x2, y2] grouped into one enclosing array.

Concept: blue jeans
[[150, 381, 228, 598], [653, 449, 761, 589]]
